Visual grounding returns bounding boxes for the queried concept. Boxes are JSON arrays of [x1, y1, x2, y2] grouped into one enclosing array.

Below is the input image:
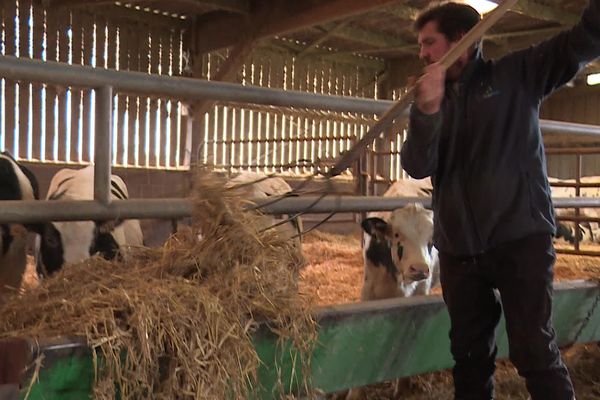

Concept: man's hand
[[414, 63, 446, 115]]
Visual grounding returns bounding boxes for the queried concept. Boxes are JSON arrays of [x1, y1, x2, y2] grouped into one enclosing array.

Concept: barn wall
[[198, 46, 381, 176], [541, 88, 600, 179], [0, 0, 189, 169], [0, 0, 384, 177]]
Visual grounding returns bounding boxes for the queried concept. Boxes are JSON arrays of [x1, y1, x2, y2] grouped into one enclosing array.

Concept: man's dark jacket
[[401, 0, 600, 257]]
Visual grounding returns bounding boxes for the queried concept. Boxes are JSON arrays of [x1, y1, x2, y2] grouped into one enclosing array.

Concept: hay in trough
[[0, 169, 316, 399]]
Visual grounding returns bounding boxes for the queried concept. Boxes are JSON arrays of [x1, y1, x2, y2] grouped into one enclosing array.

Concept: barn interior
[[0, 0, 600, 399]]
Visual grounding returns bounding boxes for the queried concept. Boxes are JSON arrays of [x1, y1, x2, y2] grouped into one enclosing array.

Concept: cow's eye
[[394, 233, 399, 238], [397, 245, 403, 260]]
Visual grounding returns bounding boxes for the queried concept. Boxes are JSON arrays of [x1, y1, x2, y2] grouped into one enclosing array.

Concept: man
[[401, 1, 600, 399]]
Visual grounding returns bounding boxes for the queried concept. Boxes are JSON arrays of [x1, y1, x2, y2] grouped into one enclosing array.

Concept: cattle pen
[[0, 1, 600, 399]]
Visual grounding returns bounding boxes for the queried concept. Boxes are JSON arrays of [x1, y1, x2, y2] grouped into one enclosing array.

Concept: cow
[[344, 178, 439, 400], [225, 171, 304, 262], [0, 152, 39, 294], [549, 177, 600, 244], [32, 165, 144, 276], [360, 177, 438, 300]]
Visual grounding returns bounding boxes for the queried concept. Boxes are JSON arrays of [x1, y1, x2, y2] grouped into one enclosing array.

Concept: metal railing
[[2, 54, 600, 224]]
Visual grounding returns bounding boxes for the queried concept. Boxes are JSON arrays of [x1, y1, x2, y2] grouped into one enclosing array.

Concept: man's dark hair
[[414, 2, 481, 42]]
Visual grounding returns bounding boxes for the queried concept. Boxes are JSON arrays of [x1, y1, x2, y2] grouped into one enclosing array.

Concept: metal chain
[[571, 279, 600, 345]]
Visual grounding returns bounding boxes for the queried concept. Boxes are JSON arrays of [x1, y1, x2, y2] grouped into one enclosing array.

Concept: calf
[[33, 165, 143, 276], [0, 152, 39, 294], [360, 178, 438, 300], [361, 203, 438, 298], [345, 179, 438, 400]]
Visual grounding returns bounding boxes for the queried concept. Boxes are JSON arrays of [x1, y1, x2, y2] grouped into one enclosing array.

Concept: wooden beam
[[268, 39, 384, 70], [194, 0, 400, 53], [191, 39, 257, 119], [381, 4, 420, 21], [93, 5, 189, 28], [297, 20, 351, 58], [324, 22, 409, 48], [511, 0, 579, 25], [47, 0, 249, 14], [194, 0, 249, 14], [325, 26, 563, 58]]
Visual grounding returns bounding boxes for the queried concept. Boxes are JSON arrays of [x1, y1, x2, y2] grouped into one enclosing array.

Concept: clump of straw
[[0, 168, 316, 399]]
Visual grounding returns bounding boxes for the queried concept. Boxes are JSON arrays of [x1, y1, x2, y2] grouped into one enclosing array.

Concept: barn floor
[[300, 230, 600, 400], [17, 231, 600, 399]]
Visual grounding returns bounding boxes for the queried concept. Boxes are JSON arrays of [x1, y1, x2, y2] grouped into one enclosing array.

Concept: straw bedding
[[0, 169, 316, 399]]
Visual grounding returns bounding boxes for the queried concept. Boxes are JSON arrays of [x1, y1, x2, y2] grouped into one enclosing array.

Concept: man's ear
[[361, 217, 389, 240]]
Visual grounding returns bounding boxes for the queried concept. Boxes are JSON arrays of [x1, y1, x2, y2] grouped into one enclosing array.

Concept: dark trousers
[[439, 234, 575, 400]]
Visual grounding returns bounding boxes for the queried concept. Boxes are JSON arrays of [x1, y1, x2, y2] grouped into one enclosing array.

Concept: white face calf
[[34, 166, 144, 276], [362, 203, 437, 298]]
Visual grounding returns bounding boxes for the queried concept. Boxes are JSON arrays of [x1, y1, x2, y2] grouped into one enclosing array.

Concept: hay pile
[[0, 169, 316, 399]]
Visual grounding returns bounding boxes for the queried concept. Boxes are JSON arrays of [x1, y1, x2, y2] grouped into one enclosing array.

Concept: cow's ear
[[24, 223, 44, 235], [361, 217, 388, 238], [95, 219, 124, 234]]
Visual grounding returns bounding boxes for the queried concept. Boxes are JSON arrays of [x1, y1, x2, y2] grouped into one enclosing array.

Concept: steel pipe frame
[[94, 86, 113, 205], [1, 196, 600, 224], [1, 55, 599, 136], [2, 55, 600, 224]]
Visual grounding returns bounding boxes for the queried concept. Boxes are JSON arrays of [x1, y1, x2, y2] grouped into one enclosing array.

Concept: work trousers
[[439, 233, 575, 400]]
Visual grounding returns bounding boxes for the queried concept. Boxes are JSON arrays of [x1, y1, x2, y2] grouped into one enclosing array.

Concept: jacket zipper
[[458, 81, 484, 253]]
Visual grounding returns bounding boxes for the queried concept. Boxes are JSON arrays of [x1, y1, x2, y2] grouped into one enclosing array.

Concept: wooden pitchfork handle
[[327, 0, 519, 177]]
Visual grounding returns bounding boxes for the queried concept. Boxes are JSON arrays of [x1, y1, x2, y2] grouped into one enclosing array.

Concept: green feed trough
[[0, 281, 598, 399]]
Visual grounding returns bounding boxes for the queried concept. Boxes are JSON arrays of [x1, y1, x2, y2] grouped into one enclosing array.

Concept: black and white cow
[[549, 176, 600, 244], [33, 165, 144, 276], [345, 178, 439, 400], [225, 171, 304, 261], [360, 178, 439, 300], [0, 152, 39, 294]]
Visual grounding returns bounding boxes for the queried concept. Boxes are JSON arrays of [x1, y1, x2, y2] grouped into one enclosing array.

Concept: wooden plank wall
[[0, 1, 383, 174], [201, 46, 379, 175], [0, 0, 187, 169]]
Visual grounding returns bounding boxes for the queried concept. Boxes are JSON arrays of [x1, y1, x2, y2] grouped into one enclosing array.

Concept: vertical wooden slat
[[31, 2, 44, 161], [262, 60, 270, 171], [138, 27, 150, 167], [127, 23, 140, 167], [80, 12, 94, 163], [252, 59, 261, 170], [159, 31, 171, 167], [269, 55, 278, 172], [56, 11, 70, 162], [18, 0, 31, 159], [169, 30, 180, 168], [106, 21, 118, 165], [322, 64, 333, 160], [4, 0, 17, 156], [116, 21, 129, 166], [179, 29, 191, 167], [148, 29, 160, 167], [70, 11, 82, 163], [44, 10, 58, 161]]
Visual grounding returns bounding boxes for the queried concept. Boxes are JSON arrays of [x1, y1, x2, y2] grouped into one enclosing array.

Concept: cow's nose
[[408, 263, 429, 281]]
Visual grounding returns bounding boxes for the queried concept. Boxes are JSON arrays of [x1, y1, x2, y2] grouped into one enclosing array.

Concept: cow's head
[[362, 203, 435, 283], [32, 220, 121, 277]]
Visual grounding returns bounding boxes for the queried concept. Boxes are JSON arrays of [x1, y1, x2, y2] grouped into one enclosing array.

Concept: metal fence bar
[[0, 55, 393, 115], [94, 86, 113, 204], [1, 55, 599, 138], [0, 197, 599, 224]]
